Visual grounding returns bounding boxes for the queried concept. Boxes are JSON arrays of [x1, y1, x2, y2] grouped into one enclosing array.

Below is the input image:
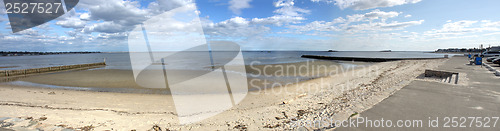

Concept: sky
[[1, 0, 500, 51]]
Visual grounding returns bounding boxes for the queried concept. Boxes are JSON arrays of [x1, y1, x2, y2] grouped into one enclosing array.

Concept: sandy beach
[[1, 0, 498, 130], [0, 59, 446, 130]]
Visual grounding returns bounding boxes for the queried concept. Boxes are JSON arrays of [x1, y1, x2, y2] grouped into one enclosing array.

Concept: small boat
[[327, 49, 337, 52], [380, 50, 392, 52]]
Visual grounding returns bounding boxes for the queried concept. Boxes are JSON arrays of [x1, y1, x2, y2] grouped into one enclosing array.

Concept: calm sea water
[[0, 51, 447, 93], [0, 51, 446, 70]]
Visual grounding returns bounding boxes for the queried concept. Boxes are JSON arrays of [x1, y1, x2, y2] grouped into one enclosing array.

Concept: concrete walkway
[[489, 63, 500, 70], [484, 61, 500, 76], [337, 56, 500, 131]]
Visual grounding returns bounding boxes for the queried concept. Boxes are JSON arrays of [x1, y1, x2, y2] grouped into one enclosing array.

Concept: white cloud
[[147, 0, 193, 14], [229, 0, 252, 15], [312, 0, 422, 10], [349, 9, 400, 22], [289, 10, 421, 33], [12, 28, 39, 36], [71, 0, 149, 34], [380, 20, 424, 28], [404, 14, 412, 18], [222, 17, 250, 25], [345, 20, 424, 32], [56, 18, 87, 29], [85, 0, 148, 25], [203, 17, 270, 38], [84, 21, 130, 33], [3, 0, 312, 50], [0, 17, 6, 23], [251, 0, 310, 26], [273, 0, 310, 16], [274, 0, 295, 7], [1, 0, 197, 51], [484, 32, 500, 36], [0, 0, 7, 22], [80, 13, 91, 20], [481, 20, 500, 27], [0, 0, 5, 15], [439, 20, 478, 33], [75, 0, 193, 34], [0, 27, 71, 51], [124, 2, 209, 46], [288, 21, 341, 32], [203, 0, 309, 38], [399, 32, 419, 39], [251, 15, 307, 26], [5, 22, 10, 29], [423, 20, 500, 39], [96, 32, 128, 40], [290, 9, 400, 29], [58, 35, 76, 41]]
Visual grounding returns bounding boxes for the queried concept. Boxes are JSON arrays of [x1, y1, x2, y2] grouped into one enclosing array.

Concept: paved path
[[337, 56, 500, 131], [485, 61, 500, 71]]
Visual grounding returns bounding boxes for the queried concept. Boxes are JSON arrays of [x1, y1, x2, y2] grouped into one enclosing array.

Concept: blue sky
[[1, 0, 500, 51]]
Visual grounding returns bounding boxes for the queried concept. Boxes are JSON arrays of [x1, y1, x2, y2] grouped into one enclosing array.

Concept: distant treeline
[[0, 51, 101, 56]]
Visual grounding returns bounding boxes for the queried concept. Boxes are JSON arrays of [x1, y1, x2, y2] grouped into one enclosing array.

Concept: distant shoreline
[[432, 52, 481, 54], [0, 51, 101, 57]]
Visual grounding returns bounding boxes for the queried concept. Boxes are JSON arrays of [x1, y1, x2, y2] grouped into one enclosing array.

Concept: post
[[454, 73, 459, 84], [0, 71, 5, 77]]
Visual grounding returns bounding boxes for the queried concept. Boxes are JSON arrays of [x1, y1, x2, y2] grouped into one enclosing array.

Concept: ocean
[[0, 51, 446, 70], [0, 51, 447, 93]]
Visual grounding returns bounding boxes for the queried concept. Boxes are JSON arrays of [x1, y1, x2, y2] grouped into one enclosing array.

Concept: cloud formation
[[312, 0, 422, 10], [1, 0, 499, 51], [0, 0, 5, 15], [289, 9, 423, 33], [56, 17, 87, 29], [229, 0, 252, 15], [423, 20, 500, 39], [74, 0, 192, 34], [203, 0, 310, 38], [251, 0, 310, 26]]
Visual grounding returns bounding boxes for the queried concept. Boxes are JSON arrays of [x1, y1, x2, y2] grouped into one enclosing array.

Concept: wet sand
[[14, 60, 370, 93], [19, 69, 142, 89], [0, 59, 445, 130]]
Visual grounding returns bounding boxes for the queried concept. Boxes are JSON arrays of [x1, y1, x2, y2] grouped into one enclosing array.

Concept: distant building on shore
[[489, 46, 500, 52], [435, 46, 500, 53], [435, 48, 485, 53]]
